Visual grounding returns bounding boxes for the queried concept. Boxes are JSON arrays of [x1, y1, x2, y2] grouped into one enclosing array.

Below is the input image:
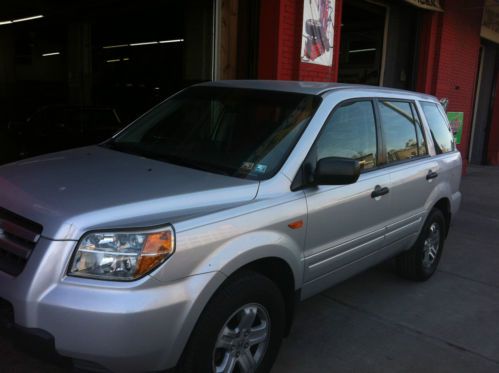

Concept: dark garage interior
[[0, 0, 214, 164]]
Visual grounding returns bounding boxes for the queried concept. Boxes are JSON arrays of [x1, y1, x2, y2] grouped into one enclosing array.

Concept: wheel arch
[[235, 257, 299, 337], [174, 256, 299, 370], [433, 197, 451, 237]]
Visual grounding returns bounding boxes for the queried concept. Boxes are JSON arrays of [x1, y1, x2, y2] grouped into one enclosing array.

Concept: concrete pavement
[[1, 166, 498, 372]]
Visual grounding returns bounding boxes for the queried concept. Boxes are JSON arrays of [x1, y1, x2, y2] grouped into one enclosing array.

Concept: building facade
[[255, 0, 499, 170], [0, 0, 498, 168]]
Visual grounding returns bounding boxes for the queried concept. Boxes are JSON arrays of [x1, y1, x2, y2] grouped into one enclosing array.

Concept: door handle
[[426, 170, 439, 180], [371, 185, 390, 198]]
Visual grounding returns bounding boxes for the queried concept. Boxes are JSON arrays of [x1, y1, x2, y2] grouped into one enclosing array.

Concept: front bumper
[[0, 307, 70, 368], [0, 238, 226, 372]]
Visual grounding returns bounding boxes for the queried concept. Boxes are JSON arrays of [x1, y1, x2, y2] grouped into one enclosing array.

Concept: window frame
[[409, 102, 430, 157], [418, 100, 457, 155], [374, 97, 431, 168], [291, 96, 439, 191], [315, 98, 382, 173], [322, 98, 383, 172]]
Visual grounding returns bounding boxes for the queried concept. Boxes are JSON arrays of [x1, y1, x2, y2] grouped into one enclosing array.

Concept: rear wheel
[[178, 271, 286, 373], [396, 208, 446, 281]]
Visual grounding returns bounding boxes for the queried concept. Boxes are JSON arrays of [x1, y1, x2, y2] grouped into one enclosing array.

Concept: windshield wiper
[[186, 161, 230, 176], [104, 141, 231, 176], [156, 154, 231, 176]]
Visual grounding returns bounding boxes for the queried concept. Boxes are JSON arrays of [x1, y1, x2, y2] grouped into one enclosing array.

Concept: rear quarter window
[[420, 102, 456, 154]]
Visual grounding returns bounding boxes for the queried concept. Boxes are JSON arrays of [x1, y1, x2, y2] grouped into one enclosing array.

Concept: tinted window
[[420, 102, 455, 154], [317, 101, 377, 171], [110, 87, 321, 180], [379, 100, 419, 163]]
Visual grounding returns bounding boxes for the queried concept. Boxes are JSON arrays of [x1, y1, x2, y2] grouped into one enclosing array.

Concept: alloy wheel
[[422, 222, 441, 268], [212, 303, 270, 373]]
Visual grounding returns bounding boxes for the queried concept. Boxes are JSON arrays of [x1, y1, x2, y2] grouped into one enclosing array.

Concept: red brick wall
[[436, 0, 484, 164], [259, 0, 342, 81], [258, 0, 280, 79], [419, 0, 484, 169], [416, 12, 440, 94], [276, 0, 301, 80]]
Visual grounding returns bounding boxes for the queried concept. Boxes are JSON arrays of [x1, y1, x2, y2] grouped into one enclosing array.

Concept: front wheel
[[177, 271, 286, 373], [396, 208, 446, 281]]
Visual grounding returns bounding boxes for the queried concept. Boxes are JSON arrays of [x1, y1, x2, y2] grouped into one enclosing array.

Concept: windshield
[[106, 86, 321, 180]]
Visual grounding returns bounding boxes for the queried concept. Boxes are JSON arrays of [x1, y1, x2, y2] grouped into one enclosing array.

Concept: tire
[[396, 208, 446, 281], [177, 271, 286, 373]]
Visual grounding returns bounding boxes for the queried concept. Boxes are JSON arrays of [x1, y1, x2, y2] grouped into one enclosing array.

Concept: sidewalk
[[1, 166, 499, 372], [273, 166, 499, 372]]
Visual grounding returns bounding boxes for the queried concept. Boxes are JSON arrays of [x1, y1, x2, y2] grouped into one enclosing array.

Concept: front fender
[[197, 230, 304, 289], [156, 230, 304, 368]]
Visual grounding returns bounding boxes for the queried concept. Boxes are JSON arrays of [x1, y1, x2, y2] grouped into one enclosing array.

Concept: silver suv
[[0, 81, 462, 373]]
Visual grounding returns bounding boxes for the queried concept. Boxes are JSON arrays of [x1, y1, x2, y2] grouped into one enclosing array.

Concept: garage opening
[[338, 0, 418, 90], [0, 0, 215, 164], [338, 0, 386, 86]]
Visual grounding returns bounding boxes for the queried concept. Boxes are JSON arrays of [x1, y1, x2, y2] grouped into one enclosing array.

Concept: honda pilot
[[0, 81, 462, 373]]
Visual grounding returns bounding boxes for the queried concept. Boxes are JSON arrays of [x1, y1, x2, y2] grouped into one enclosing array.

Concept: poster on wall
[[301, 0, 335, 66], [447, 112, 464, 145]]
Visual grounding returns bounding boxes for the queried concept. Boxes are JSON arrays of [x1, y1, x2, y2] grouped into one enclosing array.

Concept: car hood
[[0, 146, 259, 240]]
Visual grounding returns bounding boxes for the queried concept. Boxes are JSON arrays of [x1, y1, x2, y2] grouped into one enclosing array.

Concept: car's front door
[[302, 99, 393, 294]]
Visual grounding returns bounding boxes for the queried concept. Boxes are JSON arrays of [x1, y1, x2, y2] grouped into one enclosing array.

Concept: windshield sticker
[[254, 164, 268, 174], [240, 162, 254, 172]]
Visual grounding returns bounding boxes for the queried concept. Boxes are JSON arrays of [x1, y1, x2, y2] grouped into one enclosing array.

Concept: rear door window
[[378, 100, 423, 164], [420, 102, 455, 154]]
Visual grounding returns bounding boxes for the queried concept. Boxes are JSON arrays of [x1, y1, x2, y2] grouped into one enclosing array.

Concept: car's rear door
[[375, 99, 439, 250]]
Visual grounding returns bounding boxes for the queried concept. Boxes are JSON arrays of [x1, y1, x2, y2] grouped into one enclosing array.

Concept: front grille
[[0, 208, 43, 276]]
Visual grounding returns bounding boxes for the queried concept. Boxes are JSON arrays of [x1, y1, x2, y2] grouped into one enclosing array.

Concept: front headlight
[[68, 226, 175, 281]]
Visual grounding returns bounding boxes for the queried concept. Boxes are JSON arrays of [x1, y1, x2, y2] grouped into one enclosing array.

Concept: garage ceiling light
[[106, 57, 130, 63], [42, 52, 60, 57], [159, 39, 184, 44], [130, 41, 158, 46], [102, 39, 184, 49], [349, 48, 376, 54], [0, 14, 44, 26], [103, 44, 128, 49]]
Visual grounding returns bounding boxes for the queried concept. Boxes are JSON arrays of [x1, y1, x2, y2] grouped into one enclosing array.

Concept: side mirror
[[314, 157, 360, 185]]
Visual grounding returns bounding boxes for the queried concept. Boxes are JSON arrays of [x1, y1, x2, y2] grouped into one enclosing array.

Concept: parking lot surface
[[1, 166, 499, 372]]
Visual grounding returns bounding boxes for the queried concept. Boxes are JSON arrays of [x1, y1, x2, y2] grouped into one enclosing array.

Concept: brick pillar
[[416, 0, 485, 172], [415, 11, 442, 95]]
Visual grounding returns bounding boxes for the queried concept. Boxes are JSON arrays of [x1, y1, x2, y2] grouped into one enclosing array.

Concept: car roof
[[196, 80, 438, 102]]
